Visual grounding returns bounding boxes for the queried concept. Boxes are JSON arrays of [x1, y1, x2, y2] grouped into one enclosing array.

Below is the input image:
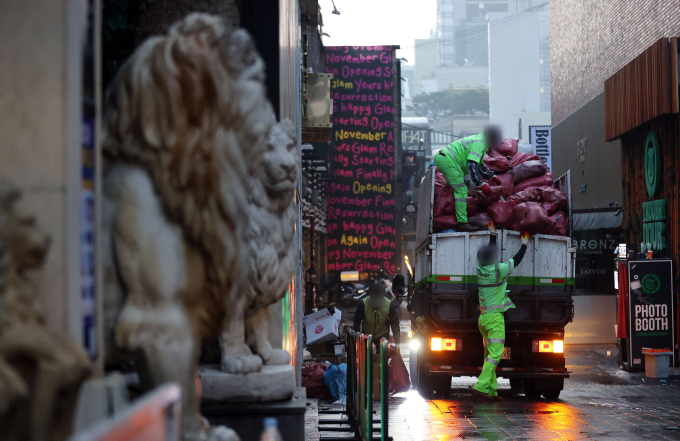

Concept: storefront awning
[[573, 211, 622, 230]]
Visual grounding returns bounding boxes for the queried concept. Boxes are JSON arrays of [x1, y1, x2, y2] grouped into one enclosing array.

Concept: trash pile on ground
[[433, 138, 568, 235]]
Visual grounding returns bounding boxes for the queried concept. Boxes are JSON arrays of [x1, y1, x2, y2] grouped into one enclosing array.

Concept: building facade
[[550, 1, 680, 344]]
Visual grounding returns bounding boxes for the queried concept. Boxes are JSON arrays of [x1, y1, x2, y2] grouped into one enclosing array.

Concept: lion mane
[[103, 14, 276, 337]]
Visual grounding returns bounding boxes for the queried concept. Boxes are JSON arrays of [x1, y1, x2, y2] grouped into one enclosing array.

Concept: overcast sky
[[317, 0, 438, 65]]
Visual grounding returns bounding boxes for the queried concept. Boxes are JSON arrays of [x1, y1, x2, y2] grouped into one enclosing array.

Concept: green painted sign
[[645, 131, 662, 197], [642, 199, 667, 250]]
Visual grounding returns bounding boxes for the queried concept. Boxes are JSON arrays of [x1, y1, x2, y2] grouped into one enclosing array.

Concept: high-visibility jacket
[[477, 259, 516, 315], [440, 133, 488, 170], [362, 297, 391, 337]]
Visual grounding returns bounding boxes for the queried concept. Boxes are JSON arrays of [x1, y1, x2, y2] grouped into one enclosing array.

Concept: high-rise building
[[488, 2, 550, 138], [437, 0, 510, 67]]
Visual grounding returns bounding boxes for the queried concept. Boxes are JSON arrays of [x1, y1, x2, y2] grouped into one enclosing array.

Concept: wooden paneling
[[605, 38, 679, 141], [620, 114, 680, 264]]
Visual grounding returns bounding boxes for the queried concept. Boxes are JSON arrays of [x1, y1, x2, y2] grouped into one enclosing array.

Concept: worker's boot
[[457, 223, 479, 232], [471, 388, 494, 402]]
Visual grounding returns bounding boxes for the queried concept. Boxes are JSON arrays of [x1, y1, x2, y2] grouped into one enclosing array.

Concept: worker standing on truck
[[471, 223, 530, 401], [433, 127, 501, 231], [353, 284, 401, 350]]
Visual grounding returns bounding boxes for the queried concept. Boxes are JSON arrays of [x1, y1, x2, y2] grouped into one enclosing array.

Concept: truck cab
[[409, 171, 575, 399]]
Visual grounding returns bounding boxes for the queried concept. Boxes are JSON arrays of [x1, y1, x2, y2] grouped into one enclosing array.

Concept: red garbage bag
[[388, 351, 411, 394], [433, 215, 459, 232], [514, 172, 554, 192], [493, 138, 519, 157], [512, 160, 547, 184], [302, 363, 332, 400], [467, 197, 479, 217], [489, 173, 514, 198], [508, 152, 540, 168], [433, 171, 457, 217], [487, 200, 518, 229], [538, 187, 568, 210], [508, 186, 542, 204], [469, 185, 503, 207], [468, 211, 493, 229], [483, 155, 509, 173], [544, 210, 568, 236], [512, 202, 552, 235]]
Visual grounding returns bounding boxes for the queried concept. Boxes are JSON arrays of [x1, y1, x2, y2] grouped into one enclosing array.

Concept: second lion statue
[[102, 13, 298, 440]]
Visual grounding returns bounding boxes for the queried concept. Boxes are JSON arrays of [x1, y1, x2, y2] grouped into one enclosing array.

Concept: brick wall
[[550, 0, 680, 126]]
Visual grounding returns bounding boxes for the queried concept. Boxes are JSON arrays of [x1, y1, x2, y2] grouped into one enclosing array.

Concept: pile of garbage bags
[[433, 139, 568, 236]]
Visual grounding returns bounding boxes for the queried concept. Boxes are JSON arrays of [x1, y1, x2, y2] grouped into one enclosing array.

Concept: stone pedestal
[[199, 364, 295, 402], [201, 386, 306, 441]]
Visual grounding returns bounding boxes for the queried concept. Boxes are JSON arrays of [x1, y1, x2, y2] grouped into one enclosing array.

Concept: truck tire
[[509, 378, 523, 391], [409, 346, 418, 388], [416, 363, 451, 398], [543, 389, 561, 400], [523, 379, 542, 398]]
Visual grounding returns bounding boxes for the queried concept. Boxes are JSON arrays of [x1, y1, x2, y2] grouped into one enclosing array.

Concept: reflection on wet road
[[387, 345, 680, 440]]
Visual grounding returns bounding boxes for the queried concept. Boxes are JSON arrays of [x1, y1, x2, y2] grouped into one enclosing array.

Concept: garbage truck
[[408, 171, 575, 399]]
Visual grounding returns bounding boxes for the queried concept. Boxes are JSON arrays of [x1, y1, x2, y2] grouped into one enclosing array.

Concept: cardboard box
[[304, 308, 342, 346]]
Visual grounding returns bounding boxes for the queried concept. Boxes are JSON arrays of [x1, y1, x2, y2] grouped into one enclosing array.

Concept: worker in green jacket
[[471, 223, 530, 401], [433, 127, 501, 231]]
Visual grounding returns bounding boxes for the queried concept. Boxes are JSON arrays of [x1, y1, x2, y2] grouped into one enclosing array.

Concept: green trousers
[[472, 312, 505, 397], [433, 153, 468, 223]]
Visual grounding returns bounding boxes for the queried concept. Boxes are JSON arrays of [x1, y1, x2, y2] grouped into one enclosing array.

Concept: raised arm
[[513, 232, 531, 266]]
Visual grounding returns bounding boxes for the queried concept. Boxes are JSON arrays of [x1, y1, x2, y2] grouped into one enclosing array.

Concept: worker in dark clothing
[[471, 222, 530, 401], [353, 284, 401, 349]]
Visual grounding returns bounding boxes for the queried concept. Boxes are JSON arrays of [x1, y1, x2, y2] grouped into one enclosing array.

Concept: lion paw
[[263, 349, 291, 366], [220, 344, 262, 374]]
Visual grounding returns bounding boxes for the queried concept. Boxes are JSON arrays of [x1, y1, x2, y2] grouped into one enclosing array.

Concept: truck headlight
[[532, 340, 564, 353], [410, 339, 420, 351]]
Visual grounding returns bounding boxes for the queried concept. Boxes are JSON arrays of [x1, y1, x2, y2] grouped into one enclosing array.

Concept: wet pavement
[[385, 345, 680, 440]]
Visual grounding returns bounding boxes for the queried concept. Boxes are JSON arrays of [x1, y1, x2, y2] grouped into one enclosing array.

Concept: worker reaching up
[[433, 127, 501, 231], [471, 223, 530, 402]]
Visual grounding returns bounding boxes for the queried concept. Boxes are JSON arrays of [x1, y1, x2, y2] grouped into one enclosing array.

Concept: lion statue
[[0, 177, 91, 441], [219, 119, 298, 372], [102, 13, 295, 440]]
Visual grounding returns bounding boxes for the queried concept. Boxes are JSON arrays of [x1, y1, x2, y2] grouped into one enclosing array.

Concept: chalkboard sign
[[627, 259, 675, 370], [325, 46, 399, 274]]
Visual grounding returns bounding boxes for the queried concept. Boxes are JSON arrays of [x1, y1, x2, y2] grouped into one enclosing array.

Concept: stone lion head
[[103, 13, 277, 319], [0, 178, 50, 327], [260, 120, 299, 210]]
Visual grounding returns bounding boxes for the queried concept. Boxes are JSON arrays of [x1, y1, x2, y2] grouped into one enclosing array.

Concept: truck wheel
[[509, 379, 523, 391], [543, 389, 561, 400], [523, 379, 542, 398]]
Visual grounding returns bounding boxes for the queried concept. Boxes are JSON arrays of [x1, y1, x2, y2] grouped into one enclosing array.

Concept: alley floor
[[314, 343, 680, 441]]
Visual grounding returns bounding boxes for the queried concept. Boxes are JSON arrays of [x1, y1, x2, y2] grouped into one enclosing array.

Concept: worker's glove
[[521, 232, 530, 245], [488, 222, 498, 236], [481, 183, 492, 196]]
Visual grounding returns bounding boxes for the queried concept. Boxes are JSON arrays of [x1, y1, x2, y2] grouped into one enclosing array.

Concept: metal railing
[[319, 329, 390, 441]]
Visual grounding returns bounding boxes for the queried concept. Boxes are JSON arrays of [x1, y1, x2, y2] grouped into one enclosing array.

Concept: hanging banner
[[529, 125, 552, 172], [325, 46, 399, 274], [627, 259, 675, 370]]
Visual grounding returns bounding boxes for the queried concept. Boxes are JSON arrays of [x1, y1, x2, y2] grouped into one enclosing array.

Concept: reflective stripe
[[445, 145, 457, 160], [455, 198, 467, 202], [495, 263, 499, 284], [487, 339, 505, 344], [482, 302, 514, 311], [451, 182, 466, 189], [469, 151, 482, 158], [485, 357, 499, 366], [479, 281, 506, 288], [462, 138, 483, 148]]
